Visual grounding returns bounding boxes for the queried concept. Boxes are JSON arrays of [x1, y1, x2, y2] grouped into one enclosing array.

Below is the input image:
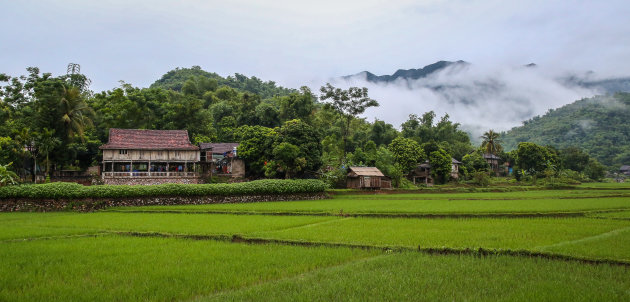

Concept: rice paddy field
[[2, 184, 630, 301]]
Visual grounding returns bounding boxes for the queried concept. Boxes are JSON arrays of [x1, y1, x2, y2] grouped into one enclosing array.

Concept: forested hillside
[[150, 66, 295, 99], [501, 93, 630, 167]]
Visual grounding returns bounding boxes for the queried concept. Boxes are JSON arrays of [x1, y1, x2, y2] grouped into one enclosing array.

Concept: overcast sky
[[2, 0, 630, 132]]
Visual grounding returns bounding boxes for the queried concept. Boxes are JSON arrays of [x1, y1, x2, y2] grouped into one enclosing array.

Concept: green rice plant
[[0, 212, 335, 240], [249, 217, 630, 261], [589, 210, 630, 218], [204, 252, 630, 302], [114, 195, 630, 215], [0, 236, 379, 301], [537, 226, 630, 261]]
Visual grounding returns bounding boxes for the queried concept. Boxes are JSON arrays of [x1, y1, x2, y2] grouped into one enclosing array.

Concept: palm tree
[[59, 85, 94, 140], [480, 130, 503, 155], [36, 128, 61, 178]]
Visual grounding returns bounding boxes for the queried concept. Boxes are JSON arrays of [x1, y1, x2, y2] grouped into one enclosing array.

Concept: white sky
[[1, 0, 629, 130]]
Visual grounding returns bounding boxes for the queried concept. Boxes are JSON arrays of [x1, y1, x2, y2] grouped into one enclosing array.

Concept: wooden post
[[148, 160, 151, 177], [166, 162, 169, 177]]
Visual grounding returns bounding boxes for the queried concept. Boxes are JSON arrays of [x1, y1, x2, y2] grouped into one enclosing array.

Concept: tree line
[[0, 64, 611, 186]]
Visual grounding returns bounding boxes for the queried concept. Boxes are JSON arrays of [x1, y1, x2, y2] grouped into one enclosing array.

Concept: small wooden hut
[[347, 167, 386, 189]]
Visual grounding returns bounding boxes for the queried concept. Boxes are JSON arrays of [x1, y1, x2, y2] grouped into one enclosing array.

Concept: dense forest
[[0, 64, 623, 186], [501, 93, 630, 168]]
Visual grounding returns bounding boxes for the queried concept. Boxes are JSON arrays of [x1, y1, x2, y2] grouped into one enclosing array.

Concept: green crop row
[[0, 179, 327, 199]]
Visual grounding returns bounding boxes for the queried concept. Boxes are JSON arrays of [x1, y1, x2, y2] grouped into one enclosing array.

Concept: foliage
[[584, 158, 606, 181], [388, 137, 424, 173], [428, 148, 452, 184], [502, 93, 630, 167], [373, 147, 404, 187], [150, 66, 296, 99], [401, 111, 473, 160], [266, 143, 307, 179], [462, 151, 489, 176], [319, 83, 379, 159], [471, 171, 491, 187], [0, 179, 327, 199], [234, 125, 277, 177], [480, 129, 503, 155], [275, 119, 322, 174], [515, 142, 554, 176], [559, 146, 590, 172], [0, 163, 19, 186]]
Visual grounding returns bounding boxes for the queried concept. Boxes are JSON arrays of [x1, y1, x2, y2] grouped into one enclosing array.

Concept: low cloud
[[328, 63, 601, 139]]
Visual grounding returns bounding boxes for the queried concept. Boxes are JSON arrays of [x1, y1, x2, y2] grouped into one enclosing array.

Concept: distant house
[[620, 165, 630, 176], [100, 128, 200, 185], [410, 158, 461, 185], [347, 167, 390, 189], [451, 158, 462, 179], [410, 161, 433, 185], [483, 153, 501, 175], [199, 143, 245, 178]]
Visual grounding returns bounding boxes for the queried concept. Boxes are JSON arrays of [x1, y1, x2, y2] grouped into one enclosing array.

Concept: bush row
[[0, 179, 327, 199]]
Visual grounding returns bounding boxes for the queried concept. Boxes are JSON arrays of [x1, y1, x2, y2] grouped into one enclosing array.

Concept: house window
[[200, 151, 207, 162], [119, 150, 128, 155]]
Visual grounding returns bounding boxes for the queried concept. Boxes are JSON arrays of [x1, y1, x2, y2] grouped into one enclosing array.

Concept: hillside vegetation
[[150, 66, 295, 99], [502, 92, 630, 167]]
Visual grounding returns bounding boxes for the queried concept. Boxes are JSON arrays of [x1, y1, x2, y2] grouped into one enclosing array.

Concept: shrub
[[0, 179, 327, 200], [471, 171, 490, 187]]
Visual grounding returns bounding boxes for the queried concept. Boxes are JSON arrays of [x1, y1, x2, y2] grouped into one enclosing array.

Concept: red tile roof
[[100, 129, 199, 150]]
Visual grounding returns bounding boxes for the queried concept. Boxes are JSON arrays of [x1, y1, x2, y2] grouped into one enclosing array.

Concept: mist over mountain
[[337, 61, 630, 139]]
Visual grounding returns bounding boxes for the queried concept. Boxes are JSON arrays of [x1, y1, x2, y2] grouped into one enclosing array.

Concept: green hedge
[[0, 179, 327, 199]]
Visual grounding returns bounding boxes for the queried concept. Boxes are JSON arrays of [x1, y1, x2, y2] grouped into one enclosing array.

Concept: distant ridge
[[344, 60, 630, 95], [345, 60, 469, 83]]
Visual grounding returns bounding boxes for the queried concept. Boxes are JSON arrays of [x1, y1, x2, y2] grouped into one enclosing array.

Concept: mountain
[[501, 92, 630, 167], [345, 61, 630, 95], [344, 60, 469, 83]]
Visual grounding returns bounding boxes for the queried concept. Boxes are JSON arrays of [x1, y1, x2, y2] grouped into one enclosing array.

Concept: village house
[[100, 129, 200, 185], [346, 167, 391, 189], [483, 153, 501, 175], [620, 165, 630, 176], [198, 143, 245, 178], [409, 158, 461, 185]]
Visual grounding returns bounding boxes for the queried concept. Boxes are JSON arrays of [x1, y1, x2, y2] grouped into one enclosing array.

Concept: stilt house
[[100, 129, 200, 185]]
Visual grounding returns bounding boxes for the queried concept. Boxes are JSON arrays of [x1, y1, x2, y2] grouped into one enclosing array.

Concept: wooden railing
[[102, 172, 199, 178]]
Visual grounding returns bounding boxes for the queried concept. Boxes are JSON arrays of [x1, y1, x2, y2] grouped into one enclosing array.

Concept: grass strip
[[114, 231, 630, 267], [110, 193, 630, 215], [105, 208, 629, 219]]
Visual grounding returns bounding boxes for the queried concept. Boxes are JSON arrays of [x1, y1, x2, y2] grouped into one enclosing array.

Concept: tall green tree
[[429, 148, 452, 184], [266, 142, 306, 179], [36, 128, 61, 177], [319, 83, 379, 161], [480, 130, 502, 155], [515, 142, 553, 176], [388, 137, 424, 173], [59, 85, 94, 140]]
